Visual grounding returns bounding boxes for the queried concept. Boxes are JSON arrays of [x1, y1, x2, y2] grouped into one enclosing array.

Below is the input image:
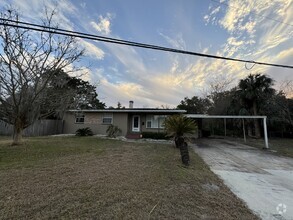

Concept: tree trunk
[[177, 136, 189, 166], [287, 110, 293, 128], [12, 121, 23, 145], [252, 101, 261, 138], [174, 136, 180, 148], [247, 124, 253, 137]]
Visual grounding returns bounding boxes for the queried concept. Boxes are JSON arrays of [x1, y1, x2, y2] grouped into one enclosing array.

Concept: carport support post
[[263, 117, 269, 149], [224, 118, 227, 137], [242, 119, 246, 143]]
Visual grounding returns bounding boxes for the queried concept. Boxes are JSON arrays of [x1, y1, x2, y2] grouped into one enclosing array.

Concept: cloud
[[93, 48, 247, 108], [204, 5, 221, 24], [106, 43, 146, 75], [80, 2, 86, 9], [0, 0, 78, 31], [238, 20, 256, 34], [204, 0, 292, 70], [3, 0, 291, 108], [90, 13, 113, 35], [258, 14, 293, 52], [95, 23, 269, 108], [227, 37, 244, 46], [92, 68, 153, 107], [77, 1, 293, 108], [91, 48, 198, 107], [215, 0, 269, 35], [159, 32, 186, 49], [275, 47, 293, 60], [80, 40, 105, 60]]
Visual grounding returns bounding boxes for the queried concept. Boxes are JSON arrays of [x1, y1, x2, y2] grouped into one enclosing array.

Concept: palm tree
[[163, 115, 197, 165], [238, 74, 274, 138]]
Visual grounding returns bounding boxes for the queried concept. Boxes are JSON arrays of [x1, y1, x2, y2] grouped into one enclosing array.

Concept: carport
[[185, 114, 269, 149]]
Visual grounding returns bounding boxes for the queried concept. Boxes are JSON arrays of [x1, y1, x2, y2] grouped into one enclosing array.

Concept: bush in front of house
[[141, 132, 169, 140], [76, 127, 93, 136], [106, 125, 122, 138]]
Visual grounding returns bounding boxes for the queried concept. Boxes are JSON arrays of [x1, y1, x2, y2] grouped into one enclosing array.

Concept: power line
[[0, 18, 293, 70], [211, 0, 293, 28], [0, 18, 157, 48]]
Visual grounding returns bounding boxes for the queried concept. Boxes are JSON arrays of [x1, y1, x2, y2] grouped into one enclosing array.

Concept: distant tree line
[[177, 74, 293, 138]]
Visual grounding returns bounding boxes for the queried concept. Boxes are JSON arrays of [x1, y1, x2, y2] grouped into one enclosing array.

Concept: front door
[[132, 115, 140, 132]]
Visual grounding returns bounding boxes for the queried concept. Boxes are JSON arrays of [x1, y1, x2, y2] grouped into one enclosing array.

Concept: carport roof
[[185, 114, 269, 149], [185, 114, 266, 119]]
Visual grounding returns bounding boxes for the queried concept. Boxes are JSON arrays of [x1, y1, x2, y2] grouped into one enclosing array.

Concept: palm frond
[[163, 115, 197, 137]]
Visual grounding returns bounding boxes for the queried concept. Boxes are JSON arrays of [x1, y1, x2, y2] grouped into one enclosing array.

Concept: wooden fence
[[0, 120, 64, 136]]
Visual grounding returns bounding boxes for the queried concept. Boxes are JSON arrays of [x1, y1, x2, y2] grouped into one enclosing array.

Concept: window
[[146, 115, 166, 128], [102, 113, 113, 124], [146, 121, 152, 128], [75, 113, 85, 123]]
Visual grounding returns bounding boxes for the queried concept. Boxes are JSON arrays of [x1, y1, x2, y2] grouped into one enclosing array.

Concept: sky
[[1, 0, 292, 108]]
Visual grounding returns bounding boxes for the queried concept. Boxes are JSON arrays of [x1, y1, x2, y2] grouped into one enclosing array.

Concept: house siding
[[63, 112, 128, 136], [63, 110, 186, 137]]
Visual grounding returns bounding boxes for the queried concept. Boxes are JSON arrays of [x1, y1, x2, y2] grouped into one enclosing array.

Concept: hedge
[[141, 132, 169, 140]]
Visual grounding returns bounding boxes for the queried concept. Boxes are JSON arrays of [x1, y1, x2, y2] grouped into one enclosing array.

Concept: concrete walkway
[[192, 139, 293, 220]]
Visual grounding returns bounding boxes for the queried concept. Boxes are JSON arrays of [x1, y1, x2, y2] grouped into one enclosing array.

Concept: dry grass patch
[[245, 138, 293, 158], [223, 136, 293, 158], [0, 136, 258, 219]]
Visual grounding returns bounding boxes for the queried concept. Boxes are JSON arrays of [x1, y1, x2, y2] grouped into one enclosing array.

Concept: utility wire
[[0, 18, 149, 47], [0, 18, 292, 69]]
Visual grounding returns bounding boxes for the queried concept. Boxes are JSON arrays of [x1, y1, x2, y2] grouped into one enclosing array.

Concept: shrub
[[76, 127, 93, 136], [106, 125, 122, 138], [141, 132, 169, 140]]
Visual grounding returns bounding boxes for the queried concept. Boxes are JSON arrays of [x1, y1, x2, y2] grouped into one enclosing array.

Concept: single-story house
[[63, 101, 186, 138]]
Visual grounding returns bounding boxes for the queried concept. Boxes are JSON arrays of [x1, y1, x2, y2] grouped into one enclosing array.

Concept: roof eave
[[67, 109, 186, 113]]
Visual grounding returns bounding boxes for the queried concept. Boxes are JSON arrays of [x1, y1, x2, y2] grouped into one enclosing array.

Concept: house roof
[[68, 108, 186, 113]]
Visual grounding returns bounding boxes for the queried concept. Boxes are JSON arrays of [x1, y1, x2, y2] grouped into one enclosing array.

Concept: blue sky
[[1, 0, 293, 107]]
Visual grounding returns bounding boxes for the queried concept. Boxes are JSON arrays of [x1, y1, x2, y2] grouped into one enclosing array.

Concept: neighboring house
[[63, 101, 186, 138]]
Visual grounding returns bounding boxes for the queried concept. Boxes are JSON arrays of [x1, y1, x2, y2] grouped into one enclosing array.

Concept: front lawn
[[0, 136, 258, 219]]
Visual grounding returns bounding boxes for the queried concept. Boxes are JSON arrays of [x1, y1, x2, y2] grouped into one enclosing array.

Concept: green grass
[[0, 136, 108, 169], [0, 136, 258, 219]]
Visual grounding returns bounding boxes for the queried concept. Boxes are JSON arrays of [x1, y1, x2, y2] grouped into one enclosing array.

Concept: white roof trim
[[68, 109, 186, 113], [185, 114, 267, 119]]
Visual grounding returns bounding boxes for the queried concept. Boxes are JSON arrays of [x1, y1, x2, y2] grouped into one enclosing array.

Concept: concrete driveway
[[192, 139, 293, 220]]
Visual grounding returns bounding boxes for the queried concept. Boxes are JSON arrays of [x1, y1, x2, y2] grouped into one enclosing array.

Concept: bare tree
[[279, 80, 293, 98], [208, 75, 235, 95], [160, 104, 172, 109], [200, 74, 235, 101], [0, 9, 84, 144]]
